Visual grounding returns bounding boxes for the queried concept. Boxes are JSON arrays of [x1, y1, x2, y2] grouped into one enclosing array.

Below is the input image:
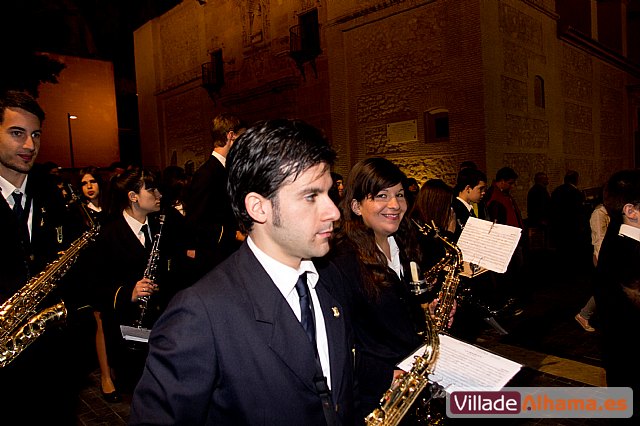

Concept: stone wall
[[134, 0, 639, 209]]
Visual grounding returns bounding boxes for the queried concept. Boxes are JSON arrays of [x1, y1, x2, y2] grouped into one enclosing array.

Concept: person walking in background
[[593, 169, 640, 416], [575, 188, 609, 333], [76, 166, 122, 402], [485, 167, 525, 309], [527, 171, 551, 228], [550, 170, 590, 266], [130, 119, 354, 425], [184, 113, 246, 282]]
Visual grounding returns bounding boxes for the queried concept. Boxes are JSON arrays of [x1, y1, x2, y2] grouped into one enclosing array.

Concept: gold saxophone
[[415, 220, 463, 331], [0, 226, 99, 368], [364, 220, 463, 425], [0, 184, 99, 368], [365, 309, 440, 426]]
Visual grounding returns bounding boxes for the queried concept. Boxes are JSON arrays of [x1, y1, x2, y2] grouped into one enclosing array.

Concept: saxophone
[[0, 227, 99, 368], [365, 310, 440, 426], [364, 220, 464, 425], [134, 213, 165, 329], [414, 220, 463, 331]]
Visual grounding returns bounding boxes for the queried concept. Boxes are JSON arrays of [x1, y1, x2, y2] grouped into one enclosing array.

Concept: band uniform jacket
[[0, 167, 80, 424], [89, 212, 186, 374], [328, 239, 425, 418], [451, 198, 473, 242], [130, 243, 355, 425], [184, 155, 240, 278]]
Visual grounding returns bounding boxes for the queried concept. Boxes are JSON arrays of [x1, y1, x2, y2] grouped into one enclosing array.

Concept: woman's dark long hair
[[335, 157, 419, 300], [409, 178, 454, 231], [106, 167, 159, 218], [77, 166, 105, 206]]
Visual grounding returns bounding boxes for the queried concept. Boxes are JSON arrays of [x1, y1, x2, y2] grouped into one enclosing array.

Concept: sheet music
[[120, 325, 151, 343], [397, 334, 521, 393], [457, 217, 521, 273]]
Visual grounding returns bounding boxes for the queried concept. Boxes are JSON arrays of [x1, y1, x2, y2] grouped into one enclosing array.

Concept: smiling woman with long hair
[[329, 157, 426, 418]]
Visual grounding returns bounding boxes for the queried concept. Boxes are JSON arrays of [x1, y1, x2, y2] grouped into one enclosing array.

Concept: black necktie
[[469, 207, 476, 218], [295, 273, 316, 346], [12, 191, 31, 247], [12, 192, 24, 220], [141, 224, 152, 249]]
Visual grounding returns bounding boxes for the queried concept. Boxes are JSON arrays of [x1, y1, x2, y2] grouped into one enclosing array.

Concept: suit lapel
[[236, 245, 319, 392], [315, 273, 347, 400]]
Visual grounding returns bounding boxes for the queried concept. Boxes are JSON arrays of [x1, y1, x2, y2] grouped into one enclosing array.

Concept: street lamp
[[67, 113, 78, 169]]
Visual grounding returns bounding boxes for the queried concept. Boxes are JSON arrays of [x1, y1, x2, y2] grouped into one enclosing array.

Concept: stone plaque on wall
[[387, 120, 417, 144]]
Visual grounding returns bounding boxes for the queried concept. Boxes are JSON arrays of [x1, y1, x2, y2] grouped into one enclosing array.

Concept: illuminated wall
[[37, 53, 120, 169], [134, 0, 640, 215]]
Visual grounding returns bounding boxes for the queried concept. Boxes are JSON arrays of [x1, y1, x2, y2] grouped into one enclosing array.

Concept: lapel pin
[[332, 307, 340, 318]]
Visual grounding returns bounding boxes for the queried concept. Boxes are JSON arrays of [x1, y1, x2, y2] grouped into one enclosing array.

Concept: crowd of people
[[1, 90, 639, 424]]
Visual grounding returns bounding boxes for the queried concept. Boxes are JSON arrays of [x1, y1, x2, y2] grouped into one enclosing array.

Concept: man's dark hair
[[0, 90, 45, 123], [604, 169, 640, 223], [564, 170, 579, 185], [454, 167, 487, 194], [227, 119, 336, 232], [460, 160, 478, 170], [534, 172, 548, 184], [496, 166, 518, 182], [211, 113, 244, 148]]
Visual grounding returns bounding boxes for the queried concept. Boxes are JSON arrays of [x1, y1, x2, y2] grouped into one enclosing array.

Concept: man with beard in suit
[[131, 119, 354, 425], [184, 113, 246, 282], [0, 91, 79, 423]]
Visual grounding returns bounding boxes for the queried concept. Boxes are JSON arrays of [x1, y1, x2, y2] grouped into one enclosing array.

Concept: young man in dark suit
[[131, 119, 354, 425], [0, 91, 80, 423], [451, 167, 487, 241], [184, 113, 245, 282]]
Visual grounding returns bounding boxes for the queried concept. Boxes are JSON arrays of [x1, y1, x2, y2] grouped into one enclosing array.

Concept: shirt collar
[[0, 174, 28, 202], [379, 235, 402, 279], [456, 196, 474, 212], [247, 236, 319, 297], [122, 210, 149, 235], [87, 201, 102, 212], [619, 223, 640, 243], [212, 151, 226, 168]]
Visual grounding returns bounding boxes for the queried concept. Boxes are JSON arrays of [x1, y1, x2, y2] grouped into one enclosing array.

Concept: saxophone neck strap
[[313, 357, 337, 426]]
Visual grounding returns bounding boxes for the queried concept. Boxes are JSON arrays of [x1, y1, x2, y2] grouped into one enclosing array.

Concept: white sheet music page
[[120, 325, 151, 343], [456, 217, 521, 273], [397, 334, 522, 393]]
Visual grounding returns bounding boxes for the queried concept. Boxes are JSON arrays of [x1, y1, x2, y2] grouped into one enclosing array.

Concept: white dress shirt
[[0, 174, 33, 238], [247, 236, 331, 388], [122, 210, 150, 247]]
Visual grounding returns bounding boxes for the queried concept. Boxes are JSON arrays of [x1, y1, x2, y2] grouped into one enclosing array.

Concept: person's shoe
[[101, 389, 122, 403], [575, 314, 595, 332]]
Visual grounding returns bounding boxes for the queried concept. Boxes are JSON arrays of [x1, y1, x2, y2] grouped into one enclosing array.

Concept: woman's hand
[[132, 278, 158, 302], [425, 298, 457, 328]]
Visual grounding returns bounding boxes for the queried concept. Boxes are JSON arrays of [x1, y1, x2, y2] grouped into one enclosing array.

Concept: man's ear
[[350, 199, 361, 216], [245, 192, 268, 224], [226, 131, 236, 145], [623, 203, 640, 223]]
